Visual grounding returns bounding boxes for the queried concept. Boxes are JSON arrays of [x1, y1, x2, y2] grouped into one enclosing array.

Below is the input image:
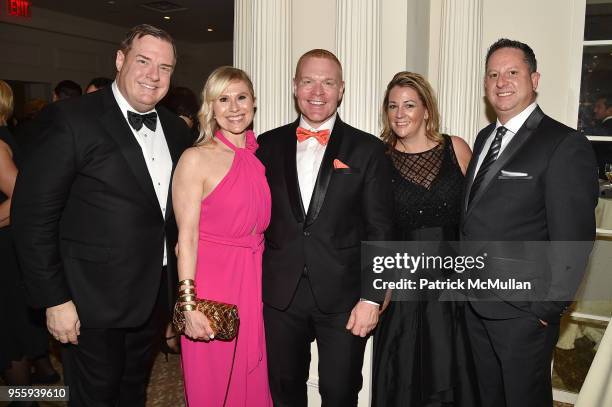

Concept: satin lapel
[[304, 117, 344, 227], [463, 123, 495, 212], [99, 88, 161, 212], [284, 119, 306, 222], [466, 107, 545, 217], [159, 108, 185, 222]]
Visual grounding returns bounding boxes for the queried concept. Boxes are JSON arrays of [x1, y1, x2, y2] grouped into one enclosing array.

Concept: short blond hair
[[196, 66, 255, 145], [294, 49, 343, 80], [0, 80, 14, 123]]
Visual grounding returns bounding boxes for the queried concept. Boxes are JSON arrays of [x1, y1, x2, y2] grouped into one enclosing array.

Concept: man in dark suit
[[11, 24, 190, 406], [257, 49, 394, 406], [593, 94, 612, 135], [590, 94, 612, 180], [461, 38, 598, 407]]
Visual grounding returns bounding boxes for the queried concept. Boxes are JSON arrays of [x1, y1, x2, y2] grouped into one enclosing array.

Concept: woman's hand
[[183, 310, 215, 341], [379, 289, 392, 315]]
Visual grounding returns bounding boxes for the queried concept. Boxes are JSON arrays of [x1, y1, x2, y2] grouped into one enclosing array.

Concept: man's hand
[[346, 301, 379, 337], [46, 300, 80, 345]]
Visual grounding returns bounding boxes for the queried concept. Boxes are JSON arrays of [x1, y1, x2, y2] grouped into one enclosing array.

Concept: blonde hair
[[0, 80, 14, 124], [195, 66, 255, 145], [295, 49, 343, 80], [380, 71, 443, 150]]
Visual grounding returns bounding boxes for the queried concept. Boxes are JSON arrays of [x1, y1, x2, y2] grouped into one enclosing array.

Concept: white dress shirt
[[296, 114, 337, 212], [472, 102, 538, 179], [112, 82, 172, 265]]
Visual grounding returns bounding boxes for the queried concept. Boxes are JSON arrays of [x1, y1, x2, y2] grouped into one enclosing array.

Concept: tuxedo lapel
[[284, 119, 306, 223], [465, 107, 545, 217], [304, 117, 344, 228], [98, 88, 161, 213]]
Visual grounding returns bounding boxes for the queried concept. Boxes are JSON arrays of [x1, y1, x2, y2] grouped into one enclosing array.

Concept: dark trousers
[[465, 302, 559, 407], [264, 277, 367, 407], [62, 269, 168, 407]]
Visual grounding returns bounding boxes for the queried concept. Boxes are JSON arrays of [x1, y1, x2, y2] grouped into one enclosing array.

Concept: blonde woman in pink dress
[[172, 66, 272, 407]]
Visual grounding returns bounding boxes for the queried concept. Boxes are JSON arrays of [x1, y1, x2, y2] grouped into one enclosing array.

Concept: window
[[553, 2, 612, 405], [578, 1, 612, 137]]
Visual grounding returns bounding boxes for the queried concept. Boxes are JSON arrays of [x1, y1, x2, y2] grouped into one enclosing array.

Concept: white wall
[[404, 0, 430, 76], [480, 0, 585, 129], [291, 0, 337, 70], [0, 6, 232, 100], [427, 0, 586, 133]]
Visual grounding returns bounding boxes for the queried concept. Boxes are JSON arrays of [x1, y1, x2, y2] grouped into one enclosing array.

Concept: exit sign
[[6, 0, 32, 18]]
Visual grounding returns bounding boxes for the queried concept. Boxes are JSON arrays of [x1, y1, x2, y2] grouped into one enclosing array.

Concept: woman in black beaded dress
[[0, 80, 53, 396], [372, 72, 479, 407]]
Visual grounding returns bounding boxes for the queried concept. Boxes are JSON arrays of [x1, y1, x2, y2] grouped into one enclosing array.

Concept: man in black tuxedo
[[11, 24, 190, 406], [462, 39, 598, 407], [257, 49, 394, 406]]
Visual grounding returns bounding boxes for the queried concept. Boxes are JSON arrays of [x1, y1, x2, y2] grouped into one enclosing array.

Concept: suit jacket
[[11, 87, 191, 328], [13, 110, 54, 160], [256, 117, 394, 313], [461, 106, 599, 323]]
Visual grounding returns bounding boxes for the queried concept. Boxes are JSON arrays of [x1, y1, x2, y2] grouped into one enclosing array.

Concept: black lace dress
[[372, 135, 479, 407]]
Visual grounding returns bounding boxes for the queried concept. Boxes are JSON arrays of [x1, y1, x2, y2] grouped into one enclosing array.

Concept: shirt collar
[[495, 102, 538, 134], [299, 113, 337, 133], [111, 81, 157, 119]]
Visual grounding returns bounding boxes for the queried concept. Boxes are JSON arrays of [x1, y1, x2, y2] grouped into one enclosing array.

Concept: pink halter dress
[[181, 130, 272, 407]]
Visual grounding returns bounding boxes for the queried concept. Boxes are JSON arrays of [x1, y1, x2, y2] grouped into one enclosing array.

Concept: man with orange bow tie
[[257, 49, 394, 406]]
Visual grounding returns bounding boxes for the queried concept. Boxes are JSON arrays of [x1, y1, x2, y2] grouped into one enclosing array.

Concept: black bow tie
[[127, 111, 157, 131]]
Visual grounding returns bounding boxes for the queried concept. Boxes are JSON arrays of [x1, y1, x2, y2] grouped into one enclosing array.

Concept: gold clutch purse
[[172, 299, 239, 341]]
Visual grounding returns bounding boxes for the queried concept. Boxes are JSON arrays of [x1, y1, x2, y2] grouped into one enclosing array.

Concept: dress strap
[[214, 130, 238, 152], [214, 130, 259, 154], [442, 133, 460, 168]]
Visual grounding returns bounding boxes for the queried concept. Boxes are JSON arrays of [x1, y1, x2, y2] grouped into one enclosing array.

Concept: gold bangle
[[178, 288, 196, 295], [178, 279, 195, 287], [179, 295, 196, 302], [181, 304, 196, 312]]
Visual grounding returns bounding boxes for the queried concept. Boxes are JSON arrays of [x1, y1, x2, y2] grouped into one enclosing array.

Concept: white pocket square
[[500, 170, 529, 177]]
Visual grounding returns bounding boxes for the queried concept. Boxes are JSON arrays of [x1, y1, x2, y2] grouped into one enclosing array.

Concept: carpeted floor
[[2, 342, 590, 407], [146, 353, 185, 407]]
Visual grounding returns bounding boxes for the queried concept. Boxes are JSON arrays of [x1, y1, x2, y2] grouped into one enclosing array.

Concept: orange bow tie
[[296, 127, 331, 146]]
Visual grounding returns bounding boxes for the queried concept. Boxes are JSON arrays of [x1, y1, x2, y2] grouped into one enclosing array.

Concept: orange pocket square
[[333, 159, 350, 169]]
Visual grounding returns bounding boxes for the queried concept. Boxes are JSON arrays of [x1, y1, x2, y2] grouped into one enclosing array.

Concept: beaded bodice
[[389, 134, 464, 237]]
